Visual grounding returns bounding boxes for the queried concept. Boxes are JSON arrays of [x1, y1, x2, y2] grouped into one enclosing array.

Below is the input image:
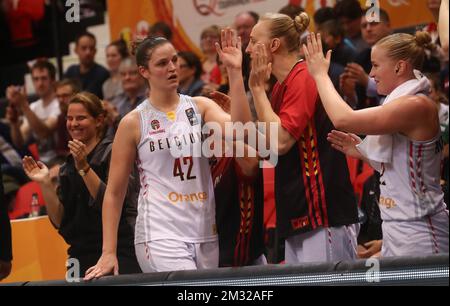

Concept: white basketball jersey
[[379, 132, 446, 221], [134, 95, 217, 244]]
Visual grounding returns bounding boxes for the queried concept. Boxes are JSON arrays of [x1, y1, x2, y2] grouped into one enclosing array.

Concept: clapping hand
[[344, 63, 369, 87], [6, 86, 28, 110], [68, 139, 89, 171], [23, 156, 50, 184]]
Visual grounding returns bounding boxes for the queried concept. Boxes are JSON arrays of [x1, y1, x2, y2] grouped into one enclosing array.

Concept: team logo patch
[[166, 111, 176, 121], [151, 119, 160, 130], [185, 107, 199, 126]]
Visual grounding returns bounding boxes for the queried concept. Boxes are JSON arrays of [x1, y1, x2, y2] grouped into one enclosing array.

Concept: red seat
[[9, 181, 46, 219]]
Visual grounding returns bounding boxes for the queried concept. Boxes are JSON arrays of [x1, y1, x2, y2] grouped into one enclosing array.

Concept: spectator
[[110, 57, 147, 118], [54, 79, 81, 160], [341, 8, 392, 108], [333, 0, 369, 54], [148, 21, 173, 41], [234, 11, 259, 91], [200, 25, 222, 89], [64, 32, 110, 99], [103, 40, 129, 101], [313, 7, 335, 29], [23, 92, 141, 275], [278, 3, 304, 20], [6, 60, 60, 165], [318, 19, 356, 67], [0, 165, 12, 281], [177, 51, 205, 97]]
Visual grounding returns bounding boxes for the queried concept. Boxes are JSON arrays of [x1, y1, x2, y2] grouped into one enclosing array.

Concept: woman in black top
[[23, 92, 140, 276]]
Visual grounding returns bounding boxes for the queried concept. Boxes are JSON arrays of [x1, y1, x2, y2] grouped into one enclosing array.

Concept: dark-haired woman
[[85, 37, 232, 279], [103, 39, 129, 101], [23, 92, 141, 275]]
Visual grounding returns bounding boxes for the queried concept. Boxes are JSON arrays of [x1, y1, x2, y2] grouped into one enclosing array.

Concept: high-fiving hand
[[249, 43, 272, 92], [302, 32, 331, 79], [215, 28, 243, 70]]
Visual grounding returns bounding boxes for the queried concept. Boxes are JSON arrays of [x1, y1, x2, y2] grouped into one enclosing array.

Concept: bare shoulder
[[192, 96, 212, 113], [406, 95, 438, 115], [391, 95, 437, 114], [116, 110, 141, 144], [119, 110, 140, 128]]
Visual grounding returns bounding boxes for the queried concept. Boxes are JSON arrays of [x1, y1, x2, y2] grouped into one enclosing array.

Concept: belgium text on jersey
[[146, 118, 279, 168]]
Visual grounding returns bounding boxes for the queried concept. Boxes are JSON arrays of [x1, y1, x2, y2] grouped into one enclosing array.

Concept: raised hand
[[302, 32, 331, 79], [6, 86, 28, 110], [23, 156, 50, 183], [5, 105, 20, 125], [84, 252, 119, 281], [68, 139, 89, 171], [327, 130, 362, 159], [249, 43, 272, 92], [215, 28, 243, 70]]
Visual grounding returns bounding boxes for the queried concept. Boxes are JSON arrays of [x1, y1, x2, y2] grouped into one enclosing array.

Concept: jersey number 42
[[173, 157, 197, 181]]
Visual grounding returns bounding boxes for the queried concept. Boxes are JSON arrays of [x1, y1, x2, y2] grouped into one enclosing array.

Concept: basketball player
[[217, 12, 359, 264], [209, 91, 266, 267], [84, 37, 232, 279], [303, 31, 449, 256]]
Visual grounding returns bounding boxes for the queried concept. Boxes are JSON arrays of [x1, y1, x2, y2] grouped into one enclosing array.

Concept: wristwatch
[[78, 165, 90, 177]]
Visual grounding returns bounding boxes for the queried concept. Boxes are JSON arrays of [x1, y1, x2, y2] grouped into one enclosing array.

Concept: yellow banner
[[0, 216, 68, 283]]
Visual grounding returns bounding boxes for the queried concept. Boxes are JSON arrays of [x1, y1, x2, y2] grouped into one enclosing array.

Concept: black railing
[[4, 254, 448, 286]]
